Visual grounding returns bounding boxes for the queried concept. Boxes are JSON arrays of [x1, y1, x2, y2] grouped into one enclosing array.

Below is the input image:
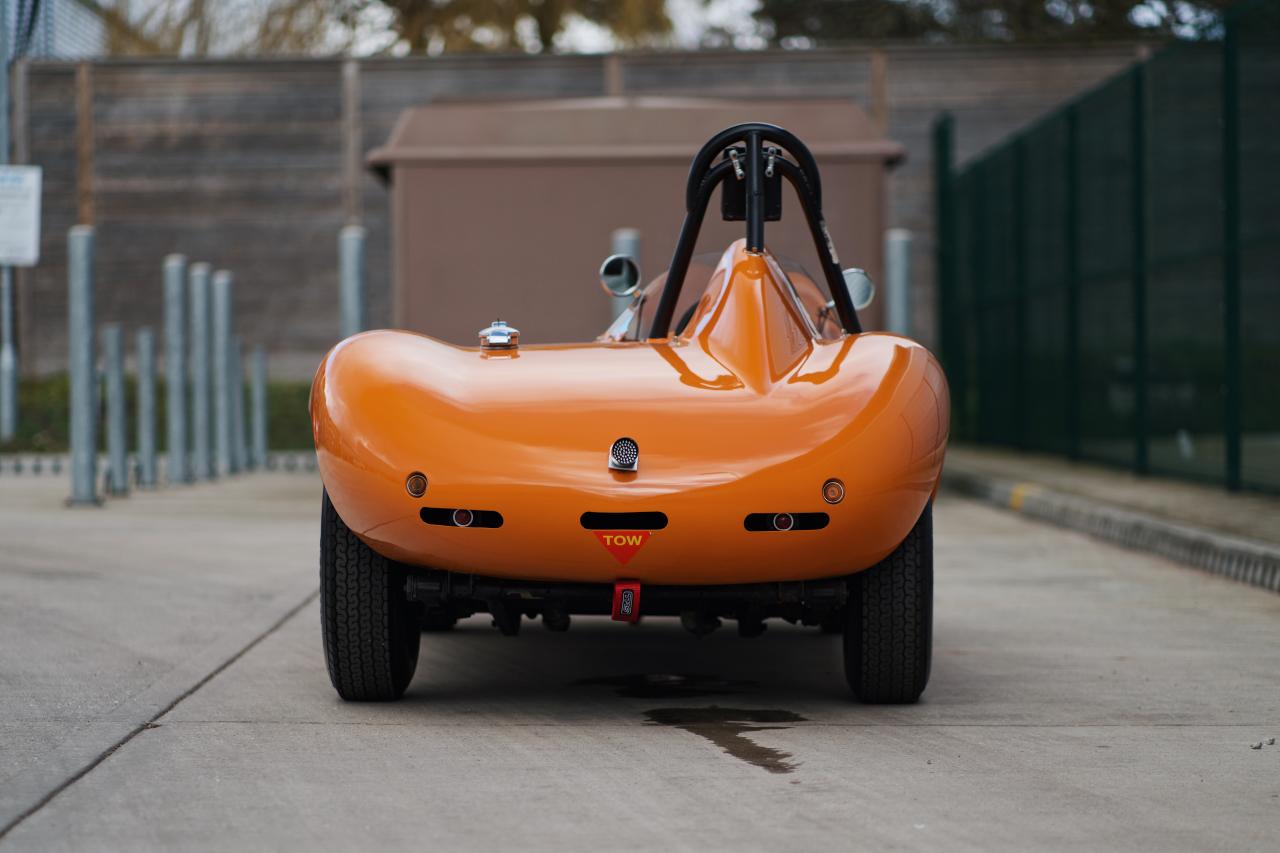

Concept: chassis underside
[[402, 568, 850, 636]]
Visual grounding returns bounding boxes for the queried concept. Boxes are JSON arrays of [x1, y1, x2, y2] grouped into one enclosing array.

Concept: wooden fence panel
[[17, 46, 1141, 377]]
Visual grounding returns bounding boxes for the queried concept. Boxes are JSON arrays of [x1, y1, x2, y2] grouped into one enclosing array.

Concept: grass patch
[[0, 375, 315, 453]]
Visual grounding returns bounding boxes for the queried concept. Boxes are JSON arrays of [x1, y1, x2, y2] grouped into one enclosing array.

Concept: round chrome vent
[[608, 437, 639, 472]]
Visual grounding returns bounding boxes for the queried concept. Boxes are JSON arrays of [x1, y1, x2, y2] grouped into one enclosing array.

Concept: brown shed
[[368, 97, 903, 344]]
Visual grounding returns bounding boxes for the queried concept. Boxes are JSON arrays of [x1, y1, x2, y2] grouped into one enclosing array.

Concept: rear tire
[[320, 490, 420, 701], [843, 503, 932, 703]]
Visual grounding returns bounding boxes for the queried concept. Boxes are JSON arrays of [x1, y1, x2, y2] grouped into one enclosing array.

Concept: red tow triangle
[[593, 530, 652, 565]]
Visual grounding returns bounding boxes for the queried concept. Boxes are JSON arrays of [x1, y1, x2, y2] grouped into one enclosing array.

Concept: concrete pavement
[[0, 474, 319, 833], [945, 445, 1280, 546], [1, 475, 1278, 851], [944, 446, 1280, 593]]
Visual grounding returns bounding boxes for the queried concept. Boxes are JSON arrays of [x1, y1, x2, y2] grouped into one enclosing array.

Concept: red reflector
[[612, 580, 641, 622]]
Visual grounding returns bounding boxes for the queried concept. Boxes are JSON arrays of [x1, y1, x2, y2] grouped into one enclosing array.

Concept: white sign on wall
[[0, 166, 43, 267]]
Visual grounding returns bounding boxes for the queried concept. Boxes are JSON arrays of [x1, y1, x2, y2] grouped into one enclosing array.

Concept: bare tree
[[90, 0, 342, 56], [350, 0, 673, 53], [753, 0, 1236, 46]]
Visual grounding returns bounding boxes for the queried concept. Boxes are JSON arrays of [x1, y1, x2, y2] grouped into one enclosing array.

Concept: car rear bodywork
[[312, 241, 948, 586]]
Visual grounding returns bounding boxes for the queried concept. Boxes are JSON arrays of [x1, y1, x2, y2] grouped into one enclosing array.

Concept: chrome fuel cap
[[479, 319, 519, 350]]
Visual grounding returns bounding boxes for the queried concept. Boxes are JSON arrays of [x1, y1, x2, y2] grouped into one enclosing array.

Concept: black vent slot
[[580, 511, 668, 530], [420, 507, 504, 528], [744, 512, 829, 532]]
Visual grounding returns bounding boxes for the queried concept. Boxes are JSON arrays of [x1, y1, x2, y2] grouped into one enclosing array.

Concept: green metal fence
[[935, 0, 1280, 493]]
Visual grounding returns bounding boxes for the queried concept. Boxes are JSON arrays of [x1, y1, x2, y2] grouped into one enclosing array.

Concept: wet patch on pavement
[[644, 706, 807, 774], [575, 673, 756, 699]]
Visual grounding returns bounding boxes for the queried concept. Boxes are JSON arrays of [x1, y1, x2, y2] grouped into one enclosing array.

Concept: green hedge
[[0, 375, 315, 453]]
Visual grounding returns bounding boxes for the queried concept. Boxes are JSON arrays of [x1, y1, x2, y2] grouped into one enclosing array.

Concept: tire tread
[[845, 504, 933, 703], [320, 491, 419, 701]]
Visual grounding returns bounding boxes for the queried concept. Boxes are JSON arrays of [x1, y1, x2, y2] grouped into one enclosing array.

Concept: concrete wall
[[13, 44, 1145, 377]]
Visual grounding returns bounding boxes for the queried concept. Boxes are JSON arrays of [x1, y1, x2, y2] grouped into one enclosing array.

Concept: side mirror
[[599, 254, 641, 298], [842, 268, 875, 311]]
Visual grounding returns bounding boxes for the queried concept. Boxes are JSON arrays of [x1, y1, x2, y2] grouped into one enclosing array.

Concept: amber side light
[[405, 472, 428, 497]]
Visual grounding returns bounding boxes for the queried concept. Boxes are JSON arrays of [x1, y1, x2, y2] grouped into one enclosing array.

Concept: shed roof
[[367, 97, 903, 179]]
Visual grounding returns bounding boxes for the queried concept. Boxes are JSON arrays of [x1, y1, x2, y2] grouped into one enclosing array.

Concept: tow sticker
[[594, 530, 652, 565]]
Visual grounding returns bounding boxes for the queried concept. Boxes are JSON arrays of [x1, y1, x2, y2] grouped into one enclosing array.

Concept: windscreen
[[630, 253, 841, 341]]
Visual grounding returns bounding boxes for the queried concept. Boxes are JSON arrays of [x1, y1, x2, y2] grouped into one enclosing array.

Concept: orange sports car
[[312, 123, 949, 704]]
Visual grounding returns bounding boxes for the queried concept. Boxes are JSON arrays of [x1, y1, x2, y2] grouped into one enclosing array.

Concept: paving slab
[[3, 497, 1277, 852], [0, 474, 320, 830]]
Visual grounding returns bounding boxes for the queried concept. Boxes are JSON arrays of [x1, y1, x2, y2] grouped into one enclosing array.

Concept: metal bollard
[[231, 337, 248, 474], [136, 327, 157, 488], [0, 2, 13, 437], [163, 254, 188, 483], [0, 267, 16, 441], [226, 339, 241, 474], [609, 228, 641, 321], [211, 269, 233, 476], [188, 262, 213, 480], [67, 226, 99, 505], [250, 345, 268, 470], [339, 225, 366, 339], [884, 228, 913, 338], [102, 324, 128, 496]]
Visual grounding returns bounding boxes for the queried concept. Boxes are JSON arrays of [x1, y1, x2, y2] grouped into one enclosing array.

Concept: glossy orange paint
[[311, 241, 949, 586]]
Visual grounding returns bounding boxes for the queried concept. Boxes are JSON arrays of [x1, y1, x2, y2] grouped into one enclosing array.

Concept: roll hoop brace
[[648, 123, 863, 338]]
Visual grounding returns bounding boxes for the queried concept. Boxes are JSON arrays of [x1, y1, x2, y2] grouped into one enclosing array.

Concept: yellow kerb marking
[[1008, 482, 1041, 511]]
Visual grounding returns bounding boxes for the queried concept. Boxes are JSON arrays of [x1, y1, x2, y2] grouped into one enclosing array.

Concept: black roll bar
[[648, 123, 862, 339], [647, 159, 735, 340]]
